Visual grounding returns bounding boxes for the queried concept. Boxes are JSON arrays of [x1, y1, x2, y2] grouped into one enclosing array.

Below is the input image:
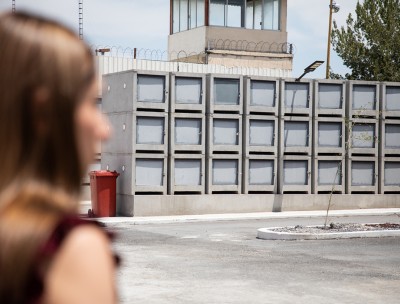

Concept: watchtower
[[168, 0, 292, 71]]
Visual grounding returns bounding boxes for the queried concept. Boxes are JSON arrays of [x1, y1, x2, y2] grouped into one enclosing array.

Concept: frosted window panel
[[318, 161, 341, 185], [249, 120, 274, 146], [213, 119, 239, 145], [352, 85, 376, 110], [249, 160, 274, 185], [386, 87, 400, 110], [227, 0, 242, 27], [197, 0, 205, 26], [284, 121, 309, 147], [318, 122, 342, 147], [352, 124, 375, 148], [250, 80, 275, 106], [351, 161, 375, 186], [212, 160, 238, 185], [263, 0, 279, 30], [190, 0, 197, 28], [245, 0, 254, 29], [385, 125, 400, 148], [318, 84, 342, 109], [175, 118, 202, 145], [254, 0, 262, 29], [175, 159, 201, 186], [175, 77, 202, 104], [136, 117, 164, 144], [210, 0, 225, 26], [285, 83, 309, 108], [272, 0, 279, 29], [214, 78, 240, 105], [137, 75, 165, 103], [173, 0, 180, 33], [283, 160, 308, 185], [384, 162, 400, 186], [136, 159, 164, 186], [180, 0, 188, 31]]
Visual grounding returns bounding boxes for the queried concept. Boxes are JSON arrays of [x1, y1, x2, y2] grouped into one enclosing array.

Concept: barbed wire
[[90, 40, 295, 64], [207, 39, 295, 54]]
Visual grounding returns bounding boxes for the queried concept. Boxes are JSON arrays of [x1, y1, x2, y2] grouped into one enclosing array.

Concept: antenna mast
[[79, 0, 83, 40]]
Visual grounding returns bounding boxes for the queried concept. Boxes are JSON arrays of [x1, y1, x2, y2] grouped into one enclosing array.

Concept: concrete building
[[88, 1, 400, 217]]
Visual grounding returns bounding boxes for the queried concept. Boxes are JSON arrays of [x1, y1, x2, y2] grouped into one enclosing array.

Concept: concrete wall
[[168, 26, 288, 56], [117, 194, 400, 217]]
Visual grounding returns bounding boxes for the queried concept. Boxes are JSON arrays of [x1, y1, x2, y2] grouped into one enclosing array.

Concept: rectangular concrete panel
[[351, 123, 375, 148], [244, 76, 279, 115], [318, 160, 342, 185], [175, 118, 202, 145], [249, 159, 274, 185], [102, 71, 134, 113], [174, 159, 202, 186], [385, 86, 400, 110], [313, 156, 345, 193], [314, 80, 346, 117], [318, 83, 343, 109], [249, 119, 275, 146], [284, 82, 309, 109], [212, 159, 238, 186], [207, 74, 243, 113], [170, 73, 206, 113], [250, 80, 276, 107], [283, 160, 308, 185], [384, 161, 400, 186], [351, 161, 375, 186], [352, 85, 376, 111], [214, 78, 240, 105], [284, 121, 309, 147], [169, 154, 205, 194], [385, 124, 400, 149], [208, 114, 242, 154], [213, 118, 239, 145], [348, 81, 379, 118], [135, 159, 164, 186], [136, 116, 165, 145], [175, 77, 202, 104], [318, 122, 342, 147], [137, 75, 165, 103]]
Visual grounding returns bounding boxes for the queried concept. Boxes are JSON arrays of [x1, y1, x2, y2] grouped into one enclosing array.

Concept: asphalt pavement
[[103, 210, 400, 304]]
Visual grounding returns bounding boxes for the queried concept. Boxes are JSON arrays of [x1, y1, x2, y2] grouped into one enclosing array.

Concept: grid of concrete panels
[[101, 71, 400, 195]]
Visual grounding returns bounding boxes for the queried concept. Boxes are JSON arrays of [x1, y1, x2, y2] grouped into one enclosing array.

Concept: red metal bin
[[89, 170, 119, 217]]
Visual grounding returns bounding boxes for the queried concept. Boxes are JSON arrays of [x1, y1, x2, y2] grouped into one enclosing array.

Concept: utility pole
[[12, 0, 16, 13], [326, 0, 340, 79], [79, 0, 83, 40]]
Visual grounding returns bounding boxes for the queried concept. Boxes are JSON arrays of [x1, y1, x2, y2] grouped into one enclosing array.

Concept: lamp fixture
[[95, 48, 111, 56], [296, 61, 325, 81]]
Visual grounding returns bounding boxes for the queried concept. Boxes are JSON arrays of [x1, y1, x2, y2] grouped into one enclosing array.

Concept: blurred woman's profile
[[0, 11, 117, 304]]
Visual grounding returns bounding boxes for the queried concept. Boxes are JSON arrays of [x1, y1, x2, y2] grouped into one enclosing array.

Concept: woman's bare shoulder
[[43, 224, 116, 304]]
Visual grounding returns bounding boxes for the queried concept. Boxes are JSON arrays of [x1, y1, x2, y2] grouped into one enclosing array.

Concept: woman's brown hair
[[0, 11, 95, 195]]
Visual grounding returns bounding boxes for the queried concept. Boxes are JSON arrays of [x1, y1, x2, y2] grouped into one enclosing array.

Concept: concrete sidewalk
[[80, 200, 400, 224]]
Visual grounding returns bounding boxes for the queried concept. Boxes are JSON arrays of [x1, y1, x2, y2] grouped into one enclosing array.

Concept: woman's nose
[[97, 113, 111, 141]]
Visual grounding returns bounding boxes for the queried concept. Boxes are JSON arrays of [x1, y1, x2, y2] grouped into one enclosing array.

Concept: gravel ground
[[272, 222, 400, 233]]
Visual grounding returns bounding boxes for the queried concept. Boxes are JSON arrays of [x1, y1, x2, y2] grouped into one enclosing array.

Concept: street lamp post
[[326, 0, 340, 79]]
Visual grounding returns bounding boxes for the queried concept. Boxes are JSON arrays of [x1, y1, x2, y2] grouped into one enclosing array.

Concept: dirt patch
[[271, 223, 400, 234]]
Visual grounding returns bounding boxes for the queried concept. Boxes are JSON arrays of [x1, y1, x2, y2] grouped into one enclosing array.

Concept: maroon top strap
[[29, 215, 119, 304]]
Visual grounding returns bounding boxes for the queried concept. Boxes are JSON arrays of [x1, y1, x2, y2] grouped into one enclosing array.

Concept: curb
[[257, 226, 400, 240], [93, 208, 400, 225]]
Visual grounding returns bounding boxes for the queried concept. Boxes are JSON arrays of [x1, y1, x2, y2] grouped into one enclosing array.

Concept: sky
[[0, 0, 361, 79]]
